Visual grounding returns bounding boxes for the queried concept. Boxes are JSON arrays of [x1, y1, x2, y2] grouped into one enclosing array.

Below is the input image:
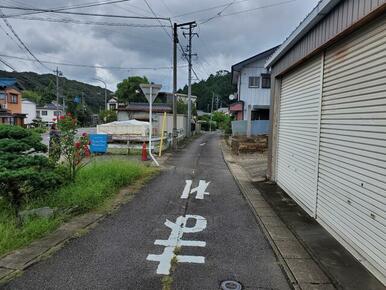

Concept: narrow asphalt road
[[2, 133, 290, 290]]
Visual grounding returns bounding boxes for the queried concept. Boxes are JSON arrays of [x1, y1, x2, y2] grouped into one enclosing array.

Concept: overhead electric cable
[[199, 0, 296, 24], [0, 5, 170, 21], [8, 0, 132, 17], [0, 53, 188, 70], [0, 8, 52, 71], [9, 16, 170, 27], [172, 0, 252, 18], [200, 0, 236, 25]]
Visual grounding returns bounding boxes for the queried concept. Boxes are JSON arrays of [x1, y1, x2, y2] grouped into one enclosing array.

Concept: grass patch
[[0, 159, 157, 257]]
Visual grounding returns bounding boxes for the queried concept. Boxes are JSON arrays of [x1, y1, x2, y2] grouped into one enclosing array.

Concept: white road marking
[[180, 180, 210, 200], [200, 143, 206, 146], [147, 215, 207, 275]]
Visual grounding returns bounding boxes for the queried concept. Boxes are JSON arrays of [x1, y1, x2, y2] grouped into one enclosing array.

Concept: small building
[[0, 78, 26, 126], [106, 97, 118, 111], [266, 0, 386, 284], [230, 46, 278, 121], [22, 99, 37, 125], [117, 103, 172, 122], [117, 102, 188, 137], [174, 93, 197, 105], [36, 102, 63, 124]]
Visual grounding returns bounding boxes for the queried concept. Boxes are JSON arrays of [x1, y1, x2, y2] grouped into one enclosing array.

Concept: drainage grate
[[220, 280, 242, 290]]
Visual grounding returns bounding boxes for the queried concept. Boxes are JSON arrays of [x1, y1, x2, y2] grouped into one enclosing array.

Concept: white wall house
[[107, 97, 118, 111], [21, 99, 36, 125], [36, 102, 63, 124], [230, 46, 278, 121]]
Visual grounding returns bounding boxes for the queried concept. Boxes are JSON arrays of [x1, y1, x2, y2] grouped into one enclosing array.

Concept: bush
[[0, 159, 155, 256], [57, 114, 91, 181], [99, 110, 117, 123], [0, 125, 61, 224]]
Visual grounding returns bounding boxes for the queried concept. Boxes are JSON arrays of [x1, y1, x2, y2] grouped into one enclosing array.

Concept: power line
[[143, 0, 172, 39], [0, 56, 16, 70], [0, 5, 170, 21], [9, 16, 170, 27], [199, 0, 296, 24], [172, 0, 252, 18], [0, 8, 52, 71], [199, 0, 236, 25], [6, 0, 132, 17], [0, 53, 188, 70]]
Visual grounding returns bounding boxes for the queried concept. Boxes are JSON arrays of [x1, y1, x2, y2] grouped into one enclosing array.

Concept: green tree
[[115, 76, 149, 103], [0, 125, 60, 224], [22, 90, 42, 104], [99, 110, 117, 123], [178, 70, 236, 112]]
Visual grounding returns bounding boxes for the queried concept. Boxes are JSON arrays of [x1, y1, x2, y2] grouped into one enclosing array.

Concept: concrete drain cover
[[221, 280, 242, 290]]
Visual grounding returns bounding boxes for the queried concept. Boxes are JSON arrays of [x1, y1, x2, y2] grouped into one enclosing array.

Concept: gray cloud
[[0, 0, 319, 91]]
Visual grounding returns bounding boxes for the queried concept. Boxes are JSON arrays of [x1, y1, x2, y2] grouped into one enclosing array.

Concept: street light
[[93, 78, 107, 111], [139, 83, 162, 167]]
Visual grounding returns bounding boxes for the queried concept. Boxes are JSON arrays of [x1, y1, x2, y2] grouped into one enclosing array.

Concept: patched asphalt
[[2, 133, 290, 290]]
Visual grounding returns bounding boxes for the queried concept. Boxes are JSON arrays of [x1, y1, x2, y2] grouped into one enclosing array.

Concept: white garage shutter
[[317, 16, 386, 283], [276, 56, 322, 216]]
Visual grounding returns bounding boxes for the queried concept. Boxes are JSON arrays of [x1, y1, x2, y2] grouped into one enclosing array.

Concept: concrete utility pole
[[172, 21, 197, 143], [209, 92, 214, 132], [172, 23, 178, 150], [182, 22, 197, 138], [54, 67, 62, 114]]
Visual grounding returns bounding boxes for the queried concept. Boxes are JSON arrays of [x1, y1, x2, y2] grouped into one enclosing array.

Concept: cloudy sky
[[0, 0, 319, 92]]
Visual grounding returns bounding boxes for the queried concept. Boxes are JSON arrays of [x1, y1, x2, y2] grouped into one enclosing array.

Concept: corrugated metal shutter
[[276, 55, 322, 216], [317, 16, 386, 283]]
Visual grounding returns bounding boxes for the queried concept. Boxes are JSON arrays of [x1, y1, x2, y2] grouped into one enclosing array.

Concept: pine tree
[[0, 125, 61, 224]]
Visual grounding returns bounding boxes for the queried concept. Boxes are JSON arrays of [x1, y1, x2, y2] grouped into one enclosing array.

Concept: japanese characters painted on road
[[147, 215, 207, 275], [181, 180, 210, 200]]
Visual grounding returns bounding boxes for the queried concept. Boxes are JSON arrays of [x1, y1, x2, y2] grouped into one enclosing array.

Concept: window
[[261, 74, 271, 89], [36, 111, 40, 117], [0, 92, 5, 100], [42, 111, 48, 116], [54, 111, 61, 116], [248, 76, 260, 88], [109, 104, 117, 110], [9, 94, 18, 104]]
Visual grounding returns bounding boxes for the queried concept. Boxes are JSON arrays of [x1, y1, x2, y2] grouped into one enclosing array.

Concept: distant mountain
[[0, 70, 113, 113]]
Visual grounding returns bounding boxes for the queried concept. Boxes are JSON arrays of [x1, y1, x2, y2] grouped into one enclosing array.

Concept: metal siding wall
[[317, 16, 386, 283], [272, 0, 386, 76], [276, 56, 322, 215]]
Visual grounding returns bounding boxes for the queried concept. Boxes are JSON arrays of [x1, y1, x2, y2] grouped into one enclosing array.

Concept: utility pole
[[54, 67, 63, 115], [182, 22, 197, 138], [209, 92, 214, 132], [173, 21, 197, 142], [62, 77, 66, 112], [172, 23, 178, 150]]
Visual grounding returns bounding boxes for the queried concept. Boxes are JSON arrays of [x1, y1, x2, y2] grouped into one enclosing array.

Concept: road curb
[[0, 134, 193, 285], [0, 170, 162, 285], [0, 212, 104, 284], [220, 140, 335, 290]]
